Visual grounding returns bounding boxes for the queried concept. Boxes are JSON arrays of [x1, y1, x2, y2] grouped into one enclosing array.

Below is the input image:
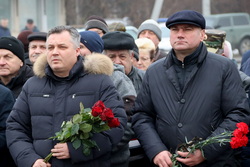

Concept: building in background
[[0, 0, 66, 36]]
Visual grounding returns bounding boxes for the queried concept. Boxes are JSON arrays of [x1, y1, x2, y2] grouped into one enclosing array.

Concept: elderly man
[[102, 31, 145, 94], [137, 19, 167, 61], [0, 36, 33, 98], [27, 32, 47, 66], [6, 26, 127, 167], [132, 10, 250, 167]]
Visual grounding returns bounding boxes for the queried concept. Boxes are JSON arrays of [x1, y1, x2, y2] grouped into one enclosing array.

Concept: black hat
[[166, 10, 206, 29], [133, 42, 139, 61], [28, 32, 47, 42], [102, 31, 135, 50], [0, 36, 25, 62]]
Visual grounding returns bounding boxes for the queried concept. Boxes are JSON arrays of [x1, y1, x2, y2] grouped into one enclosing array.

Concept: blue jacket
[[132, 42, 250, 167], [6, 54, 127, 167], [0, 26, 11, 37]]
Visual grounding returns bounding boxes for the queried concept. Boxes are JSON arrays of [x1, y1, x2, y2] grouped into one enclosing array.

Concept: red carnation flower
[[230, 136, 248, 149], [233, 129, 243, 138], [236, 122, 249, 135]]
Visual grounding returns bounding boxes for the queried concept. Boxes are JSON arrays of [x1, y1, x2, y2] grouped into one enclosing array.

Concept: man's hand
[[32, 159, 51, 167], [153, 150, 173, 167], [176, 149, 205, 166], [51, 143, 70, 159]]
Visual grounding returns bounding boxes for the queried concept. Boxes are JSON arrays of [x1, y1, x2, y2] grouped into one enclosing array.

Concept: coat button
[[180, 99, 185, 104], [178, 123, 183, 128]]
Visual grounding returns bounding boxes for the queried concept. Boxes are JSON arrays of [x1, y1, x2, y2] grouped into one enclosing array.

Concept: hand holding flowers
[[172, 122, 249, 167], [44, 100, 120, 163]]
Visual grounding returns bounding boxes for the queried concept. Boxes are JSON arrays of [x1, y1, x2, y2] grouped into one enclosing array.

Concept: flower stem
[[44, 152, 53, 163]]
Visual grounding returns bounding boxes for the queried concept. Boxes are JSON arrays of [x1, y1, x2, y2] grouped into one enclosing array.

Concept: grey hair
[[47, 25, 80, 48]]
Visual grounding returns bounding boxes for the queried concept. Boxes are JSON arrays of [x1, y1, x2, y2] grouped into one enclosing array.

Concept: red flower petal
[[236, 122, 249, 135], [108, 118, 120, 128]]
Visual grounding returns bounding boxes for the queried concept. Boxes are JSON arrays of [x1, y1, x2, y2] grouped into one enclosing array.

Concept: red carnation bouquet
[[44, 100, 120, 163], [172, 122, 249, 167]]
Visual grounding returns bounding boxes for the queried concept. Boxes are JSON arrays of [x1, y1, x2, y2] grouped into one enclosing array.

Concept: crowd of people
[[0, 10, 250, 167]]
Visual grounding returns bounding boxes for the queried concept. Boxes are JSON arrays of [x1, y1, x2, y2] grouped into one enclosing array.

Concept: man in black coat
[[6, 26, 127, 167], [132, 10, 250, 167]]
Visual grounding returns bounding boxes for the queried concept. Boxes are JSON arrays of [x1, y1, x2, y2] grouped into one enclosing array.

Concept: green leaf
[[73, 114, 82, 123], [80, 102, 84, 114], [79, 123, 92, 133], [84, 108, 92, 113], [65, 121, 73, 128], [62, 129, 71, 140], [61, 121, 66, 128], [80, 132, 89, 139], [83, 146, 91, 156], [72, 138, 81, 149], [71, 123, 79, 135], [83, 139, 98, 148], [92, 124, 110, 133]]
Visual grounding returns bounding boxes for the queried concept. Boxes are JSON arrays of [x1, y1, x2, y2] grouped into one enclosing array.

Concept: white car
[[158, 23, 172, 53]]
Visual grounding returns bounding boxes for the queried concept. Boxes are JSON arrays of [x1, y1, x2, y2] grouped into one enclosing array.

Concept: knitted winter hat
[[85, 15, 109, 34], [79, 31, 104, 53], [137, 19, 162, 41], [0, 36, 25, 62], [108, 22, 126, 32]]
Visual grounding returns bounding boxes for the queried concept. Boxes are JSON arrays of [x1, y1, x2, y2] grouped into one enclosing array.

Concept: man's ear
[[200, 29, 206, 41], [76, 47, 80, 56]]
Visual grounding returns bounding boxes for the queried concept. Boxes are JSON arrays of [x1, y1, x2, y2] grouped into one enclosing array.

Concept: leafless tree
[[65, 0, 250, 28]]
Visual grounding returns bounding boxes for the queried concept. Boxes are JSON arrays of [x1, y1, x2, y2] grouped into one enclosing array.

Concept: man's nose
[[113, 57, 121, 64], [0, 57, 6, 65]]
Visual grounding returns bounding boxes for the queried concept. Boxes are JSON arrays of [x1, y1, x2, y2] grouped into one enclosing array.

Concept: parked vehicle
[[158, 23, 172, 53], [204, 13, 250, 55], [125, 26, 138, 39]]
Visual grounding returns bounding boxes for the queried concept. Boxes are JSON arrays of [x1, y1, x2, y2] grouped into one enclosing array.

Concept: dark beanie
[[79, 31, 104, 53], [102, 31, 135, 50], [85, 15, 109, 34], [166, 10, 206, 29], [0, 36, 25, 62], [17, 30, 32, 53]]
